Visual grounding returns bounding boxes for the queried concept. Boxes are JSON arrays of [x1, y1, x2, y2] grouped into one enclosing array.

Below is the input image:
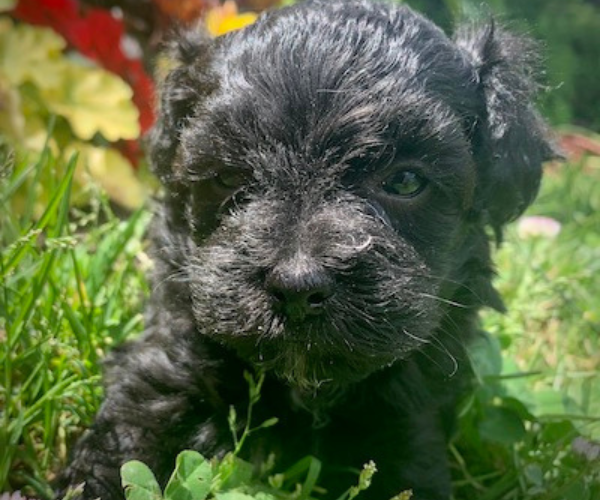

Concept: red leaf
[[13, 0, 79, 39], [68, 10, 127, 74]]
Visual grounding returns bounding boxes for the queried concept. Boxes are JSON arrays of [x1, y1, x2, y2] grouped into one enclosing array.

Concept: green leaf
[[500, 397, 535, 421], [540, 420, 577, 445], [121, 461, 163, 500], [257, 418, 279, 431], [563, 479, 590, 500], [164, 451, 213, 500], [478, 407, 526, 445], [468, 330, 503, 380], [253, 493, 277, 500], [228, 405, 239, 448], [531, 389, 567, 416], [389, 492, 413, 500], [214, 491, 257, 500], [523, 464, 544, 488], [217, 454, 254, 491]]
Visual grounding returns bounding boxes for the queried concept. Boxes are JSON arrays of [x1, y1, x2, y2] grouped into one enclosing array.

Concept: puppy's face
[[151, 0, 555, 388]]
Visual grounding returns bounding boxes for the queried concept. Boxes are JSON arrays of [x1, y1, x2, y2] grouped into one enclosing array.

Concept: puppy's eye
[[213, 171, 247, 190], [382, 171, 428, 198]]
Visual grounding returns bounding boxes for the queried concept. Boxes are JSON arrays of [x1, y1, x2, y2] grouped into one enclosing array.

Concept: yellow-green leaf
[[0, 76, 25, 139], [0, 20, 67, 89], [69, 143, 147, 209], [45, 65, 140, 141], [0, 21, 140, 142], [0, 0, 16, 12]]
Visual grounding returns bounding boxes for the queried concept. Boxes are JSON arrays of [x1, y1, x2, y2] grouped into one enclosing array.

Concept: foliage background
[[0, 0, 599, 499]]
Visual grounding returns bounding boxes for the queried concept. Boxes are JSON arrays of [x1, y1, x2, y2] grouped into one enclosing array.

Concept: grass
[[0, 142, 150, 498], [488, 157, 600, 434], [451, 156, 600, 500], [0, 141, 599, 500]]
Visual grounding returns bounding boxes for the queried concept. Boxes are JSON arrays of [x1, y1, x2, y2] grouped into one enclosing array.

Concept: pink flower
[[517, 216, 562, 239], [0, 491, 34, 500]]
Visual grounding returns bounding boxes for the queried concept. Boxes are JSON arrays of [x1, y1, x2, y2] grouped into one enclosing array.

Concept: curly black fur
[[59, 1, 557, 499]]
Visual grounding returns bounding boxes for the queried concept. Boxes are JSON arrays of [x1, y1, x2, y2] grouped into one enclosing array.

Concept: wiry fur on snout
[[59, 1, 557, 499], [189, 194, 439, 388]]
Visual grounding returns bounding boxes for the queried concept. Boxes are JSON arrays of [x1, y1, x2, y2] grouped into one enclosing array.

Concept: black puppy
[[60, 1, 556, 499]]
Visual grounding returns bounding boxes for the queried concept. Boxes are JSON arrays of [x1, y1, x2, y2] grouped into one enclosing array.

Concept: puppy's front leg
[[378, 414, 450, 500], [57, 327, 238, 500], [342, 408, 451, 500], [320, 366, 454, 500]]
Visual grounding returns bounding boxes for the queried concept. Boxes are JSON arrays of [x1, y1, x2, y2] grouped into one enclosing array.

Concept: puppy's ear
[[149, 28, 218, 185], [455, 23, 560, 236]]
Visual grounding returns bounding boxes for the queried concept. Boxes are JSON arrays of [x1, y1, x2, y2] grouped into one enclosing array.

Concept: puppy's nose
[[266, 257, 333, 321]]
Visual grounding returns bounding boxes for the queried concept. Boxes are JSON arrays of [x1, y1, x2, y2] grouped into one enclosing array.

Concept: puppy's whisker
[[401, 328, 431, 346], [417, 333, 461, 379], [431, 336, 460, 378], [422, 272, 499, 307], [419, 293, 469, 309], [152, 269, 190, 293]]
